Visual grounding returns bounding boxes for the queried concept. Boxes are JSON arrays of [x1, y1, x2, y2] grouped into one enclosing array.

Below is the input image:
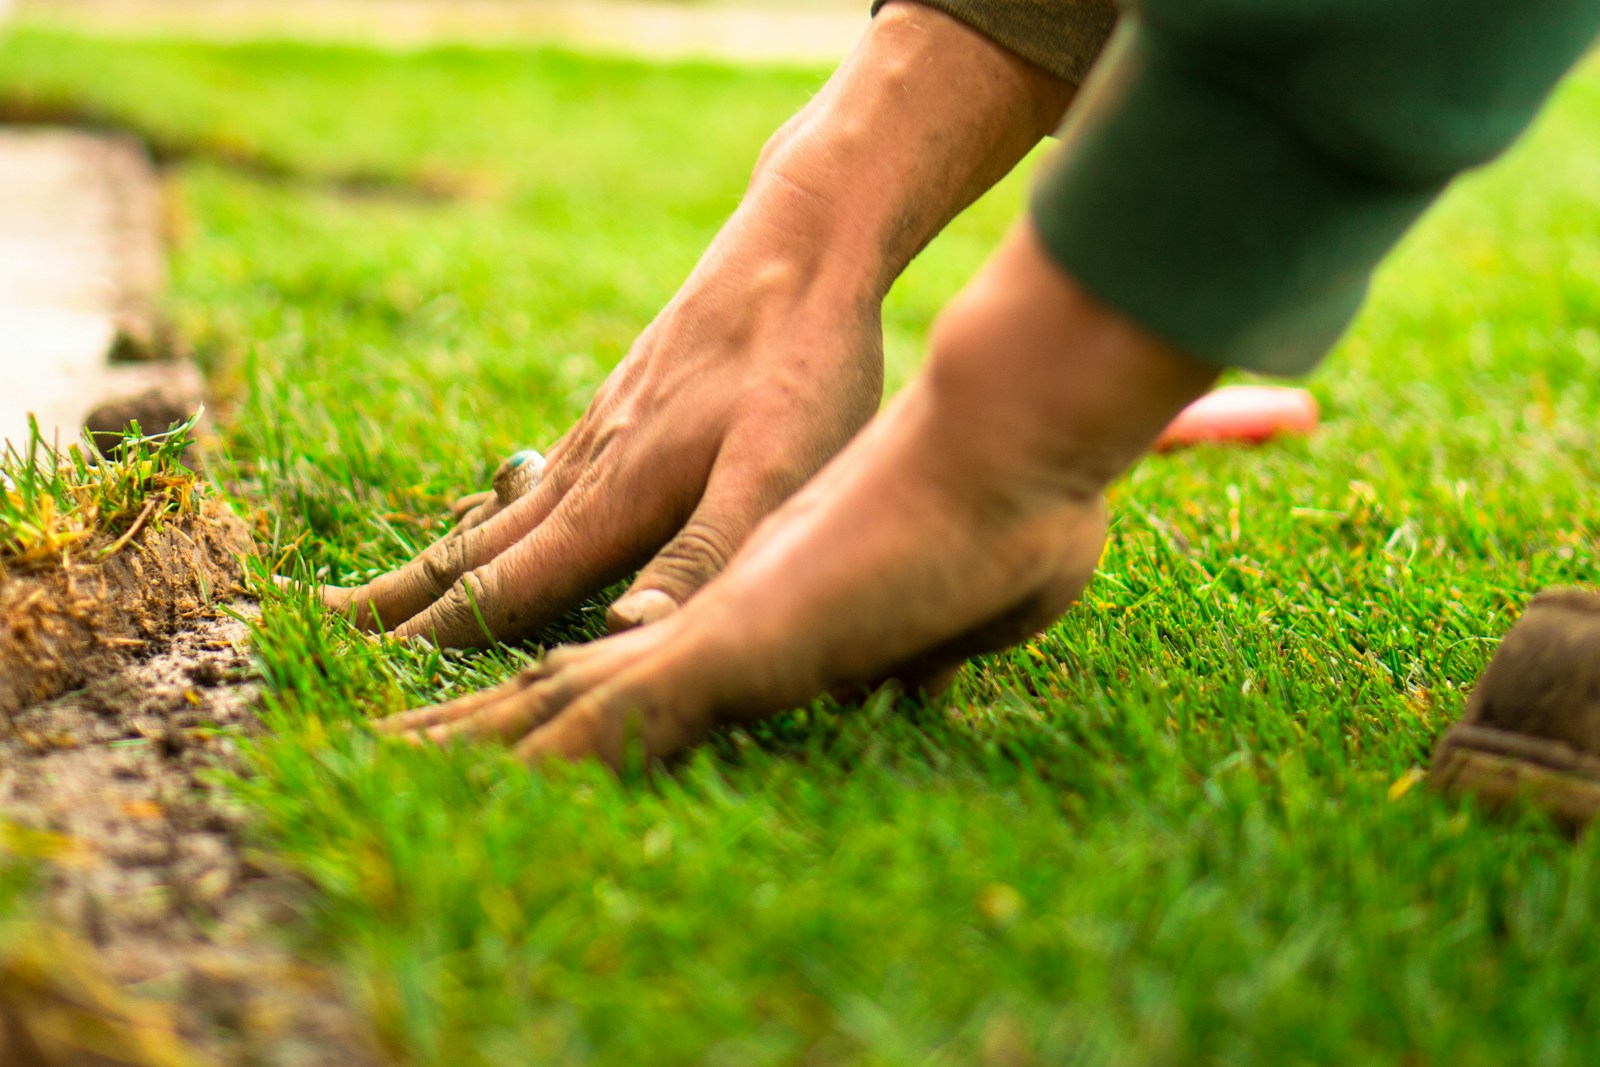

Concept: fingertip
[[606, 588, 680, 633], [393, 613, 491, 651], [389, 625, 442, 649], [315, 583, 367, 623], [276, 574, 350, 611], [319, 585, 397, 633]]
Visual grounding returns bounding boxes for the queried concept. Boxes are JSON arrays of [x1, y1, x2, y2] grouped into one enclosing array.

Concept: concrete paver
[[16, 0, 869, 63], [0, 129, 184, 451]]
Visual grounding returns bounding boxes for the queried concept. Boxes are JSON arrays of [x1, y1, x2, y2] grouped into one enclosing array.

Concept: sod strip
[[0, 465, 379, 1062]]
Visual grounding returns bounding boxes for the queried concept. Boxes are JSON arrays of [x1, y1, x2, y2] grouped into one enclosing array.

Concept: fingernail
[[608, 589, 679, 630]]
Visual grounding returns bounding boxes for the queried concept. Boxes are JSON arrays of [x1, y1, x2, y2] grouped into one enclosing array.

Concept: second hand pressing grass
[[4, 29, 1600, 1066]]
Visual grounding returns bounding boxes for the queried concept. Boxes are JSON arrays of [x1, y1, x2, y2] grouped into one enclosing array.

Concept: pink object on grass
[[1155, 385, 1319, 451]]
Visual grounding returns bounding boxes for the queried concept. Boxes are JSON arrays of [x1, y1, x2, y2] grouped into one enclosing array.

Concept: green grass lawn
[[4, 27, 1600, 1066]]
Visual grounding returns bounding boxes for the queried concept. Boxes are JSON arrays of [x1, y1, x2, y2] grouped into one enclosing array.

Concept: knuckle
[[434, 569, 490, 622], [433, 583, 473, 622], [458, 566, 493, 606], [653, 522, 738, 584], [420, 539, 465, 596], [590, 416, 633, 458]]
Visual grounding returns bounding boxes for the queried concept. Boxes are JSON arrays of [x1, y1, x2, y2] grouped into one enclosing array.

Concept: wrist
[[658, 202, 884, 365], [680, 120, 899, 313], [734, 0, 1075, 302], [735, 154, 897, 306]]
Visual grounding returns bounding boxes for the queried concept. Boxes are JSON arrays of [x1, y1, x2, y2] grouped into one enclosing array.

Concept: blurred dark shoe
[[1430, 587, 1600, 831]]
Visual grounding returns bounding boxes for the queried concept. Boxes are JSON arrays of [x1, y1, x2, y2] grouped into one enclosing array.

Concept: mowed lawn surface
[[4, 29, 1600, 1066]]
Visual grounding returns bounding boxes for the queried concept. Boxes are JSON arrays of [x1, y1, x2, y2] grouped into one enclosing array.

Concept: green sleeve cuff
[[1030, 20, 1441, 375]]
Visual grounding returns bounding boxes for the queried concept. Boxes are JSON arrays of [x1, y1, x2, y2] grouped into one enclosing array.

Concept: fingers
[[314, 449, 554, 631], [376, 673, 566, 749], [447, 447, 551, 530], [512, 681, 711, 770], [383, 631, 663, 753], [372, 668, 541, 734], [448, 491, 493, 520], [605, 457, 783, 633], [512, 693, 624, 766], [391, 474, 681, 648], [420, 679, 572, 746], [324, 467, 570, 632], [508, 622, 730, 767], [605, 512, 739, 632]]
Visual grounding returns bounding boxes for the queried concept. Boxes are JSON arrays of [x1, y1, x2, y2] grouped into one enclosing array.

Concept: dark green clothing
[[877, 0, 1600, 373], [1032, 1, 1600, 372]]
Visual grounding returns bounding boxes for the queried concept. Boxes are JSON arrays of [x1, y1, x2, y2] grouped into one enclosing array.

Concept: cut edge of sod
[[0, 413, 256, 720]]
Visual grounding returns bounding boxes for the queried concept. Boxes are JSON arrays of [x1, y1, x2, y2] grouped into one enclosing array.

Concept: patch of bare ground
[[0, 497, 249, 720], [0, 509, 380, 1065]]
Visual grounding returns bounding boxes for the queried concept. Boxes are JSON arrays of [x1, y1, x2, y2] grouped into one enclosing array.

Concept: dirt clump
[[0, 498, 250, 724]]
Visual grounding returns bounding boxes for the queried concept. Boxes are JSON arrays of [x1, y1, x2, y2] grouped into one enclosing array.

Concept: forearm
[[710, 0, 1084, 305]]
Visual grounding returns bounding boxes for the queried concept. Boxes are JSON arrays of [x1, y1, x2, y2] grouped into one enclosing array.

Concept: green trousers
[[879, 0, 1600, 373]]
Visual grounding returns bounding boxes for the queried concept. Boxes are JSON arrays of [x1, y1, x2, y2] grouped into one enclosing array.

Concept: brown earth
[[0, 497, 251, 723], [0, 510, 381, 1065]]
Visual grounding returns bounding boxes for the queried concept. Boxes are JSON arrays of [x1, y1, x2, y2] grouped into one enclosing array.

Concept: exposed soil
[[0, 512, 380, 1065], [0, 497, 252, 722]]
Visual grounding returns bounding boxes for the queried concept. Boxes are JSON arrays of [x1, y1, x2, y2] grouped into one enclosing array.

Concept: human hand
[[373, 225, 1220, 766], [310, 0, 1078, 648], [320, 233, 885, 646]]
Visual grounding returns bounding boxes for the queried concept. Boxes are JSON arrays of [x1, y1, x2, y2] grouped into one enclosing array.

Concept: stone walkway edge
[[15, 0, 869, 64]]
